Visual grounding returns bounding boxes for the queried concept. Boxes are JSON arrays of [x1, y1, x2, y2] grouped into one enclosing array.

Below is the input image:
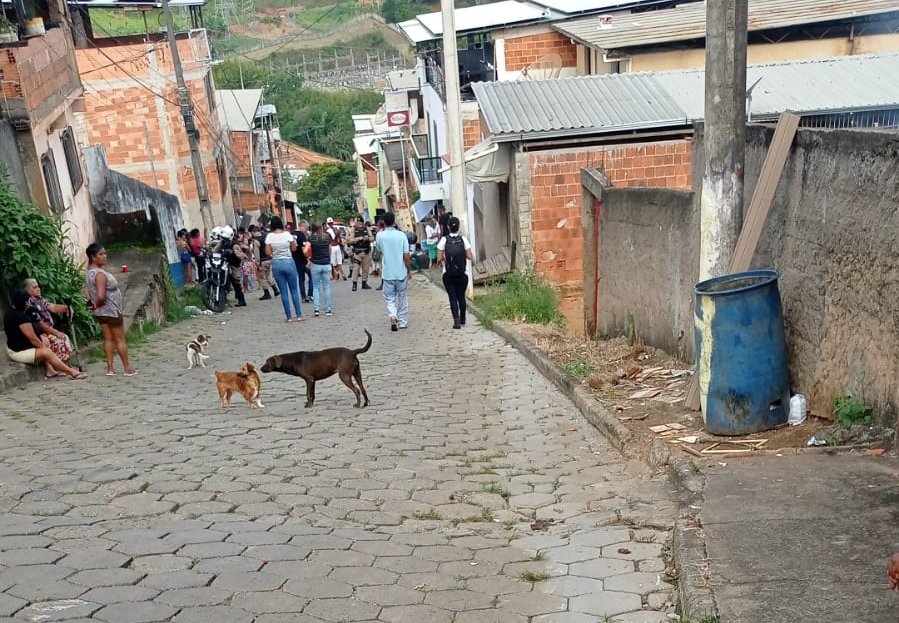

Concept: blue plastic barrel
[[169, 262, 185, 288], [694, 270, 791, 435]]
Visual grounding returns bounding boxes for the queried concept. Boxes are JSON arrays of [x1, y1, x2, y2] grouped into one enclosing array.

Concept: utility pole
[[440, 0, 472, 294], [699, 0, 748, 280], [161, 0, 215, 233]]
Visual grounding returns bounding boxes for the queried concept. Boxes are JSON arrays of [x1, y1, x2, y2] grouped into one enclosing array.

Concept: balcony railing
[[414, 156, 443, 184], [424, 56, 446, 102]]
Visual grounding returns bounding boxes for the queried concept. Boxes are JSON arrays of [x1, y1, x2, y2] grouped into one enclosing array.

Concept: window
[[40, 150, 64, 213], [61, 127, 83, 193]]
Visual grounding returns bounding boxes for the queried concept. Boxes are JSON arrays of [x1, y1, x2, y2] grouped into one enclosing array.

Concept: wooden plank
[[685, 111, 800, 411]]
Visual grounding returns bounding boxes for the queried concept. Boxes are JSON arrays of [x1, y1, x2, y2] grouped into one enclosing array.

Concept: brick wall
[[504, 31, 578, 72], [463, 118, 481, 151], [525, 140, 693, 332], [77, 33, 230, 229]]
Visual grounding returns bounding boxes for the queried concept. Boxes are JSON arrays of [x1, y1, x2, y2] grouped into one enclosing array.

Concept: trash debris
[[700, 439, 768, 454], [184, 305, 201, 316], [676, 436, 699, 444], [529, 518, 555, 532], [617, 547, 632, 554], [806, 435, 827, 447], [649, 423, 688, 434], [788, 394, 807, 426], [718, 462, 727, 467], [864, 448, 886, 457], [630, 388, 663, 400]]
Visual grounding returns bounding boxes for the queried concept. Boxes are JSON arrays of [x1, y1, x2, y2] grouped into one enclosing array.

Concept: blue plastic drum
[[694, 270, 791, 435]]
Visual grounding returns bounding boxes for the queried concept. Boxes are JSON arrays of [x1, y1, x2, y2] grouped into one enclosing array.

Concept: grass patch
[[450, 507, 494, 525], [6, 411, 24, 420], [474, 271, 563, 329], [529, 550, 547, 561], [292, 3, 363, 31], [483, 483, 510, 500], [519, 570, 552, 582], [833, 394, 873, 428], [412, 509, 442, 521], [563, 361, 594, 379]]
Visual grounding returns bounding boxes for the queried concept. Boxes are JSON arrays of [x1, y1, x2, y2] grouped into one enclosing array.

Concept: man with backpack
[[437, 216, 473, 329]]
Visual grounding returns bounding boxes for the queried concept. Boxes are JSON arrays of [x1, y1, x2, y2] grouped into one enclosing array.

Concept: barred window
[[61, 127, 83, 193], [40, 150, 64, 213]]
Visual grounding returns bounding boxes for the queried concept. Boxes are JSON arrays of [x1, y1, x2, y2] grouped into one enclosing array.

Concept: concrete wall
[[594, 185, 697, 360], [594, 125, 898, 428]]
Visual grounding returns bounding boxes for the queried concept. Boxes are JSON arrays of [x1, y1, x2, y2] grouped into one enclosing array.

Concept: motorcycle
[[202, 246, 231, 313]]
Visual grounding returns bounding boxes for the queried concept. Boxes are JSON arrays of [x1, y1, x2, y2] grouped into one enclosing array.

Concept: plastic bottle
[[788, 394, 807, 426]]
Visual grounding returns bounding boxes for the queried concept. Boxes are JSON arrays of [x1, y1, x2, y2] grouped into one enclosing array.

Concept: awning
[[413, 199, 438, 222], [465, 140, 511, 183]]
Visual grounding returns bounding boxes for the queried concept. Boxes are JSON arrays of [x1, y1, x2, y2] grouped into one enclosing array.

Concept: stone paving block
[[353, 584, 425, 606], [603, 572, 673, 596], [283, 577, 353, 599], [8, 580, 87, 601], [14, 598, 101, 621], [129, 554, 193, 573], [568, 558, 634, 580], [373, 555, 438, 575], [308, 549, 374, 567], [93, 600, 178, 623], [350, 540, 413, 557], [242, 544, 311, 561], [542, 544, 605, 564], [80, 586, 160, 603], [303, 597, 381, 621], [568, 590, 642, 617], [601, 542, 664, 561], [423, 588, 495, 611], [172, 605, 254, 623], [288, 534, 352, 550], [192, 556, 261, 574], [0, 593, 27, 617], [58, 549, 131, 571], [0, 548, 65, 566], [230, 590, 309, 613], [569, 528, 632, 548], [412, 545, 473, 562], [211, 571, 286, 592], [328, 565, 399, 586], [379, 604, 453, 623], [541, 575, 605, 597], [497, 591, 567, 616], [225, 531, 291, 546], [156, 587, 232, 607], [0, 535, 52, 549], [68, 567, 145, 587], [139, 570, 212, 590]]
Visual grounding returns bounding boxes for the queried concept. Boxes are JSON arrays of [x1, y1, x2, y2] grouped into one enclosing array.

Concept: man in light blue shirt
[[374, 212, 411, 331]]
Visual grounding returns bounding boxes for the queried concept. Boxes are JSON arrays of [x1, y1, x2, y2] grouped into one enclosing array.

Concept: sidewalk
[[699, 453, 899, 622]]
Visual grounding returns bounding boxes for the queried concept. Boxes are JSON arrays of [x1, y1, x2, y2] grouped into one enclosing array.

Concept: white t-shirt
[[436, 234, 472, 274], [425, 223, 440, 244], [265, 231, 295, 260]]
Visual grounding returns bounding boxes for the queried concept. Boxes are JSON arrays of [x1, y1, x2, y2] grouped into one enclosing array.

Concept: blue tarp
[[413, 199, 437, 222]]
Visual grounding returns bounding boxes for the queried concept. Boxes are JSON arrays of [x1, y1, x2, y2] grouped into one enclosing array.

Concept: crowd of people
[[4, 208, 474, 381]]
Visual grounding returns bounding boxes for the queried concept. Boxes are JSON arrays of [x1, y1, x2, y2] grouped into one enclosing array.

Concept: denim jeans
[[382, 278, 409, 327], [271, 258, 302, 320], [295, 261, 313, 298], [311, 263, 332, 312]]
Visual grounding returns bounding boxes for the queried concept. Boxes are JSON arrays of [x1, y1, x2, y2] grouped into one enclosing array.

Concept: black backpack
[[444, 236, 467, 276]]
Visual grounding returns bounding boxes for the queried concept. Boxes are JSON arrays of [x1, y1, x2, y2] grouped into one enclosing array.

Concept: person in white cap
[[325, 217, 345, 281]]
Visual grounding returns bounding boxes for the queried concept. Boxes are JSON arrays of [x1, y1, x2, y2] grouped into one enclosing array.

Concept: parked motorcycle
[[201, 225, 236, 313], [202, 247, 231, 313]]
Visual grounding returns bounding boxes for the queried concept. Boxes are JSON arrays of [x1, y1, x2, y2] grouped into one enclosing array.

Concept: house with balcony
[[0, 0, 95, 258], [396, 0, 697, 265]]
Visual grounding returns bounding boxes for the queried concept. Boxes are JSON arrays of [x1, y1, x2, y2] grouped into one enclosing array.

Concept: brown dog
[[261, 329, 371, 408], [215, 362, 264, 409]]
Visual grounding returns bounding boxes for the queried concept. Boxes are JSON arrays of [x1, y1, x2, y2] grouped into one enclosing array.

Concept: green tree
[[0, 175, 99, 340], [292, 162, 358, 222]]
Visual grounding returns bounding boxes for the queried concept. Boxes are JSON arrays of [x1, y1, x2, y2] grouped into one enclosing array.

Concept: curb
[[0, 363, 43, 394], [668, 457, 717, 620]]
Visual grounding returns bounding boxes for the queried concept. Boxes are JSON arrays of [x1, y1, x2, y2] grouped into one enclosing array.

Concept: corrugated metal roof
[[655, 53, 899, 120], [471, 73, 689, 137], [417, 1, 547, 37], [216, 89, 263, 132], [554, 0, 899, 51], [397, 19, 434, 44], [472, 53, 899, 140], [528, 0, 679, 15]]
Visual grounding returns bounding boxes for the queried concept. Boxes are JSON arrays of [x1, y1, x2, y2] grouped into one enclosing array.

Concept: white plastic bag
[[788, 394, 807, 426]]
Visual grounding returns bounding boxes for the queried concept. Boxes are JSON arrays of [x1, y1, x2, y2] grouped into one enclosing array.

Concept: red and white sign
[[387, 109, 411, 127]]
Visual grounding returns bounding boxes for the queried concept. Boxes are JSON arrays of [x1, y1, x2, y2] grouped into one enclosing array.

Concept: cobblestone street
[[0, 275, 676, 623]]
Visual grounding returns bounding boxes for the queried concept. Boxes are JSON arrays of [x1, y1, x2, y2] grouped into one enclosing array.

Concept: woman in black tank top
[[308, 222, 334, 316]]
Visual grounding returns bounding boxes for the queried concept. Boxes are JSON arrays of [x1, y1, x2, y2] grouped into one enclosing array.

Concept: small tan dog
[[215, 362, 264, 409]]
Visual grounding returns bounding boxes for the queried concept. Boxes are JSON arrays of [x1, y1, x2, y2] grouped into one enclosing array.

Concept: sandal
[[123, 369, 139, 377], [105, 371, 116, 376], [45, 371, 61, 379], [69, 372, 87, 380]]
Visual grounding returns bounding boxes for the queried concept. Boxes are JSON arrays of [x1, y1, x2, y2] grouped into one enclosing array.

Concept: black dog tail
[[354, 329, 372, 355]]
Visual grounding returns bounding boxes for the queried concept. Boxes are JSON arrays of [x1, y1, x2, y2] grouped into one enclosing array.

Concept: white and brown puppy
[[186, 334, 211, 369]]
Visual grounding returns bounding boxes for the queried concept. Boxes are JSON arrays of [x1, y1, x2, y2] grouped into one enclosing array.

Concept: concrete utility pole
[[699, 0, 748, 280], [440, 0, 472, 294], [161, 0, 215, 233]]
